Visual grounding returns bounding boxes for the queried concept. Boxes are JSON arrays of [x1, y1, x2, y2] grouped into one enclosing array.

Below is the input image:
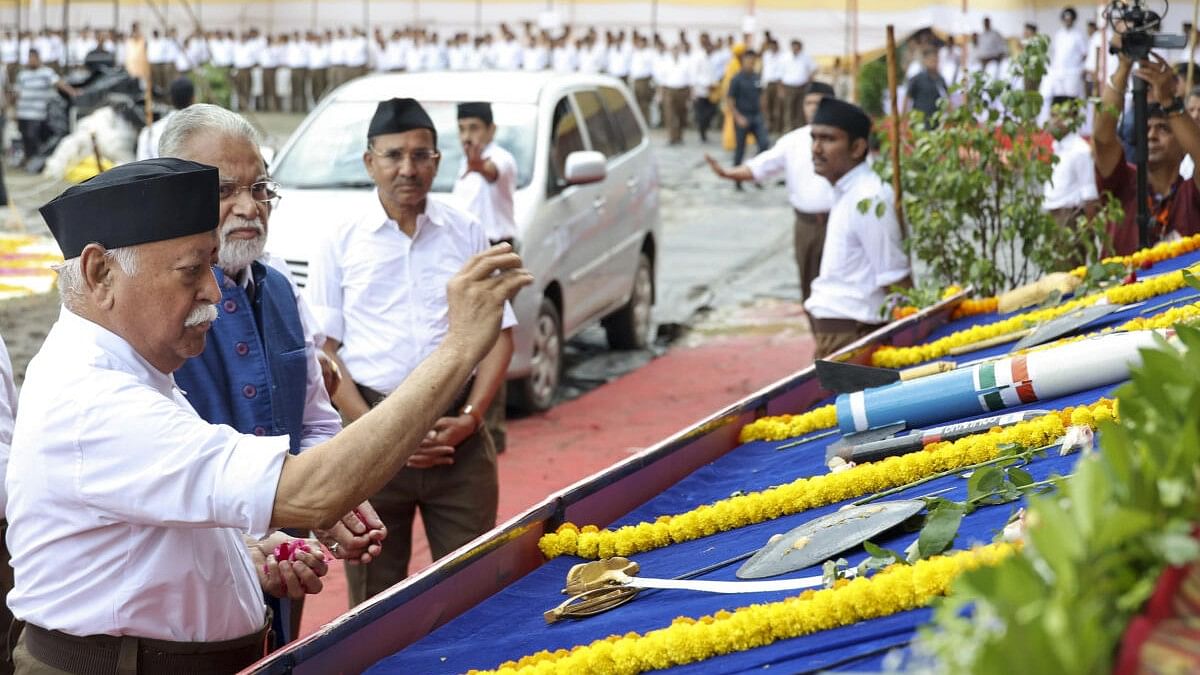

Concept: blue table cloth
[[369, 250, 1200, 674]]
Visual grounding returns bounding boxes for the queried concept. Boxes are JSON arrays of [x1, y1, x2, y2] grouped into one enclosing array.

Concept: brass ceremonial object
[[545, 557, 642, 624], [736, 500, 925, 579]]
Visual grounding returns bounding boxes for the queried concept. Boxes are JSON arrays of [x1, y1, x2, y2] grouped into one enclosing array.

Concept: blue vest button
[[223, 299, 238, 313], [253, 426, 266, 436], [235, 342, 249, 356], [242, 384, 257, 398]]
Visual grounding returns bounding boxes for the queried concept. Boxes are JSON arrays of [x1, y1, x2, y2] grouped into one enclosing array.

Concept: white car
[[266, 71, 662, 411]]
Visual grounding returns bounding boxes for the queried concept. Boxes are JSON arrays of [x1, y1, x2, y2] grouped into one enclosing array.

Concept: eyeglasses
[[219, 180, 281, 204], [369, 148, 441, 167]]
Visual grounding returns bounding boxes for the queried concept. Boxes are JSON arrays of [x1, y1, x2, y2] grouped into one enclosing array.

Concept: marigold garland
[[738, 404, 837, 444], [1068, 232, 1200, 279], [871, 264, 1200, 368], [540, 401, 1116, 561], [471, 543, 1019, 675]]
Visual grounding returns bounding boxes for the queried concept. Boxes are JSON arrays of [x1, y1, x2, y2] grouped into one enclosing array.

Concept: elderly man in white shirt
[[6, 156, 528, 669], [804, 97, 910, 357], [705, 82, 836, 307], [307, 98, 518, 608]]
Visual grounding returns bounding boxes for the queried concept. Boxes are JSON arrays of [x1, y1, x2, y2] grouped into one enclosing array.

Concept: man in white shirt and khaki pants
[[705, 82, 836, 311], [308, 98, 518, 607], [804, 97, 911, 357]]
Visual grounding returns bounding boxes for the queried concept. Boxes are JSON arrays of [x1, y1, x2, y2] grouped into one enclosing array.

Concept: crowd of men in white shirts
[[0, 22, 820, 128]]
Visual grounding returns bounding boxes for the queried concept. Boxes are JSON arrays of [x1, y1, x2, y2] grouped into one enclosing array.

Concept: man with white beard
[[160, 104, 388, 650]]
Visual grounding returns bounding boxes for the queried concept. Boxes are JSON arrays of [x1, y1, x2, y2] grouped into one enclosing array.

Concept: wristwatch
[[1160, 96, 1186, 116], [460, 404, 484, 433]]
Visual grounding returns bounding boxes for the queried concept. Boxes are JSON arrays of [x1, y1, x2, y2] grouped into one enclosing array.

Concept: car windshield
[[272, 100, 538, 192]]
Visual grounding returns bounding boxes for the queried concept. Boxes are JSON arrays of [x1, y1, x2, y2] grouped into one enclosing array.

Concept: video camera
[[1106, 0, 1188, 60]]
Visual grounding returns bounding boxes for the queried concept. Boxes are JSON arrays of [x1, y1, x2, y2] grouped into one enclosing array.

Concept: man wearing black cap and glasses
[[6, 158, 529, 670], [705, 81, 836, 308], [804, 97, 910, 357], [307, 97, 518, 607]]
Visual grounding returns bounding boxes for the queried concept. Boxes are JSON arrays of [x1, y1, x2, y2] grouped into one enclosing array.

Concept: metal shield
[[735, 500, 926, 579]]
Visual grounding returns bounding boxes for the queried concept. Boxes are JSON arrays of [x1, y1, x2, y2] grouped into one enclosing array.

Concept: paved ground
[[0, 112, 819, 640]]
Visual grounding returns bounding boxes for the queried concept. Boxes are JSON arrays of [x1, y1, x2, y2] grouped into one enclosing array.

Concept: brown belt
[[22, 619, 269, 675]]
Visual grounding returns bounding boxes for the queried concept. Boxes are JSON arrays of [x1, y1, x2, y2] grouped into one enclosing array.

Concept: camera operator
[[1095, 49, 1200, 255]]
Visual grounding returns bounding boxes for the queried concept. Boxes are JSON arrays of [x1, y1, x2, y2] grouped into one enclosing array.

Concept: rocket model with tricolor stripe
[[835, 330, 1175, 434]]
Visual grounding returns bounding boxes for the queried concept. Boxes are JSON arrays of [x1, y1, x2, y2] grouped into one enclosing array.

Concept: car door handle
[[592, 197, 607, 210]]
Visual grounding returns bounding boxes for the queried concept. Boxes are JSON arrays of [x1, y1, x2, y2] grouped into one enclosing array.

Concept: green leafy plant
[[195, 63, 232, 110], [858, 57, 901, 118], [867, 35, 1122, 297], [916, 324, 1200, 673]]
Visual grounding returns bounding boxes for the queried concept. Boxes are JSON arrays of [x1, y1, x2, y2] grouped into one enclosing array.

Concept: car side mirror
[[564, 150, 606, 185]]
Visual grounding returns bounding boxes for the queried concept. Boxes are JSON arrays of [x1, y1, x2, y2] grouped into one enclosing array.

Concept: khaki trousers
[[812, 317, 878, 359], [289, 67, 308, 112], [309, 67, 328, 104], [664, 86, 689, 143], [633, 77, 653, 124], [793, 210, 828, 303], [232, 68, 252, 111], [764, 81, 783, 133], [344, 385, 499, 608], [781, 83, 806, 131], [261, 67, 277, 112]]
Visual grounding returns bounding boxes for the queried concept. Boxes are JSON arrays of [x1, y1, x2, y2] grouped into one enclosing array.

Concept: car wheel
[[604, 252, 654, 350], [514, 297, 563, 413]]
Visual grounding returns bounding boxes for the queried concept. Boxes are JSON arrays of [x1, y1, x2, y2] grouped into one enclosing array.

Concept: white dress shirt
[[745, 125, 835, 213], [805, 162, 910, 324], [493, 39, 523, 70], [306, 194, 517, 393], [308, 41, 330, 69], [761, 50, 782, 83], [0, 335, 16, 519], [781, 51, 815, 87], [689, 51, 714, 97], [521, 45, 548, 71], [656, 54, 690, 88], [233, 39, 257, 69], [453, 142, 518, 243], [136, 109, 174, 160], [6, 308, 285, 640], [606, 44, 630, 77], [630, 48, 655, 79], [1043, 132, 1099, 210]]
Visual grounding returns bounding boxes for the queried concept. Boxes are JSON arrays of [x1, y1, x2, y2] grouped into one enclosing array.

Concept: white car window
[[273, 100, 539, 193]]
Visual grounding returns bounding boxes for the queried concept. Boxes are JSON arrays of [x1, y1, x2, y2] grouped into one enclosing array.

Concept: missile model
[[836, 330, 1174, 435]]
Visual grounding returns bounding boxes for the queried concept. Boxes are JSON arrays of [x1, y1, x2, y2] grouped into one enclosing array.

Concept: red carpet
[[300, 330, 815, 637]]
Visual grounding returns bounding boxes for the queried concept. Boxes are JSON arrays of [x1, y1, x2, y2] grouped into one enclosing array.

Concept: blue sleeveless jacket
[[175, 261, 308, 647]]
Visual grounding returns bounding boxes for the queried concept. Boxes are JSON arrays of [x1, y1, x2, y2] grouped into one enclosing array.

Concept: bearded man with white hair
[[4, 157, 531, 670], [159, 104, 385, 650]]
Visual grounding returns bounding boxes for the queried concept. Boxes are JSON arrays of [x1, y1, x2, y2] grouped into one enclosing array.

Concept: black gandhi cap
[[807, 81, 835, 97], [812, 97, 872, 142], [457, 101, 493, 125], [40, 158, 219, 259], [368, 97, 437, 144]]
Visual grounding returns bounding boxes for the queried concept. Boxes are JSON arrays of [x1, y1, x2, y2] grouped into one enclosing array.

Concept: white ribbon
[[613, 568, 857, 594]]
